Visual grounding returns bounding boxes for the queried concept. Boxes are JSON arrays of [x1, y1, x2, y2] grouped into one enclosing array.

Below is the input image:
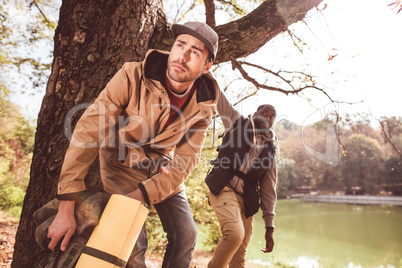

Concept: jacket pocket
[[210, 193, 241, 227]]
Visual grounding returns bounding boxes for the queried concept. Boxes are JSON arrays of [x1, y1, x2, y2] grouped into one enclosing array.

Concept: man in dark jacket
[[206, 90, 277, 267]]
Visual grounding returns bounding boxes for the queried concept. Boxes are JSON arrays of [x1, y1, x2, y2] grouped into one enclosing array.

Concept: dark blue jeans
[[127, 191, 197, 268]]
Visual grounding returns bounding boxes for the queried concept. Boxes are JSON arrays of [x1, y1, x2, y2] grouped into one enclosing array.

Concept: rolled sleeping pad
[[75, 194, 149, 268]]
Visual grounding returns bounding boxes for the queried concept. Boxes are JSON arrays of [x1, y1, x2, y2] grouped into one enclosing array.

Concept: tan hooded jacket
[[57, 49, 219, 205]]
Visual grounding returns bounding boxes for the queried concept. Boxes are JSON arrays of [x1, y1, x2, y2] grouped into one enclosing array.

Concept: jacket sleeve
[[259, 154, 277, 228], [217, 90, 241, 132], [57, 63, 135, 198], [141, 116, 211, 205]]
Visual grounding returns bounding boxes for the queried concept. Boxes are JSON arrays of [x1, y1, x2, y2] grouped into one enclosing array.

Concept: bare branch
[[215, 0, 247, 16], [172, 0, 188, 23], [175, 0, 197, 23], [334, 112, 348, 157], [233, 88, 259, 106], [29, 0, 51, 26], [231, 60, 290, 93], [231, 58, 350, 158], [240, 61, 303, 86], [214, 0, 323, 64], [316, 7, 339, 46], [379, 120, 402, 160], [231, 59, 336, 103], [388, 0, 402, 14], [222, 77, 242, 93], [369, 112, 402, 161], [301, 19, 325, 48], [204, 0, 216, 27], [286, 29, 306, 54]]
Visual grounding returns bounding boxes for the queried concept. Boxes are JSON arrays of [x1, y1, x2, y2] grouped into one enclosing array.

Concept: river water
[[246, 199, 402, 267]]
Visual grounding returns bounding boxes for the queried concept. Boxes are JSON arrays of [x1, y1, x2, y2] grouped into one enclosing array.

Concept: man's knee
[[222, 222, 245, 246], [180, 221, 197, 247], [189, 221, 197, 240]]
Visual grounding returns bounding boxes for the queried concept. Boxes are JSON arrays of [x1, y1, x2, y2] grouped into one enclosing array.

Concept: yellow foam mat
[[76, 194, 148, 267]]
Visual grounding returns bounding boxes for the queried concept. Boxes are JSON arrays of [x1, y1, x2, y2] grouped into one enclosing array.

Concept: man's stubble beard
[[167, 59, 202, 83]]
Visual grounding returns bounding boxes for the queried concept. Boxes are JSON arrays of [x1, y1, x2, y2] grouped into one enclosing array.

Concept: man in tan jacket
[[47, 21, 220, 268]]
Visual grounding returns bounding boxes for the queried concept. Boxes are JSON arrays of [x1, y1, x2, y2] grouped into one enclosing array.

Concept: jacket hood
[[141, 49, 217, 104]]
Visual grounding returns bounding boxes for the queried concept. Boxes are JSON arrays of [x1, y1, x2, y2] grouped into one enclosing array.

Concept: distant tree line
[[275, 115, 402, 198]]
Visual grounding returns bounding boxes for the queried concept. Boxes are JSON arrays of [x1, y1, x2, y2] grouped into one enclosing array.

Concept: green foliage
[[145, 207, 168, 255], [0, 0, 59, 95], [0, 95, 35, 218], [277, 157, 296, 198], [380, 116, 402, 138], [185, 128, 222, 250], [341, 134, 382, 194], [0, 181, 26, 217], [383, 156, 402, 195], [279, 119, 298, 132]]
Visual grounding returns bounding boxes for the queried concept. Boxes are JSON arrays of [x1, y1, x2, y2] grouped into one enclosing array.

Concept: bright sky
[[231, 0, 402, 126], [10, 0, 402, 127]]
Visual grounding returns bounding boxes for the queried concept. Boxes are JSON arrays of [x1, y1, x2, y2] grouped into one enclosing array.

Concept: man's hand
[[261, 227, 274, 253], [47, 200, 76, 252], [126, 188, 145, 205]]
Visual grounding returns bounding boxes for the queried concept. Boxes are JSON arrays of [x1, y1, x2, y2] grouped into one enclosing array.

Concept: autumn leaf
[[328, 54, 338, 61]]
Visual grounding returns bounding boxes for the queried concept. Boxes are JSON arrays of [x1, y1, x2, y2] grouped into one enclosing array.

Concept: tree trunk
[[12, 0, 322, 266]]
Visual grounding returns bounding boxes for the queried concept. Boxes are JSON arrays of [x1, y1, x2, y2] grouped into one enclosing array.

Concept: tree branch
[[204, 0, 216, 26], [174, 0, 197, 23], [371, 114, 402, 161], [231, 59, 336, 103], [214, 0, 323, 64], [29, 0, 51, 26], [286, 29, 306, 54], [215, 0, 247, 16], [334, 112, 348, 157], [379, 120, 402, 159], [232, 88, 259, 106], [231, 60, 285, 92]]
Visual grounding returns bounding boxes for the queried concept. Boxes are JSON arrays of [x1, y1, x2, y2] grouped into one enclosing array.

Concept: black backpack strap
[[81, 246, 127, 267]]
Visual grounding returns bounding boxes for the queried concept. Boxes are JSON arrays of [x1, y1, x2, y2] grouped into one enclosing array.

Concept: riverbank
[[300, 194, 402, 206]]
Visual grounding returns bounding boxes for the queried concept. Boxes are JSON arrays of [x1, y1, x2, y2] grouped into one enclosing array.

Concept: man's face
[[167, 34, 212, 83], [252, 105, 276, 131]]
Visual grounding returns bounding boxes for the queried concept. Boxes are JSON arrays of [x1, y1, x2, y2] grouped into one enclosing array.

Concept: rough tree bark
[[12, 0, 322, 266]]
